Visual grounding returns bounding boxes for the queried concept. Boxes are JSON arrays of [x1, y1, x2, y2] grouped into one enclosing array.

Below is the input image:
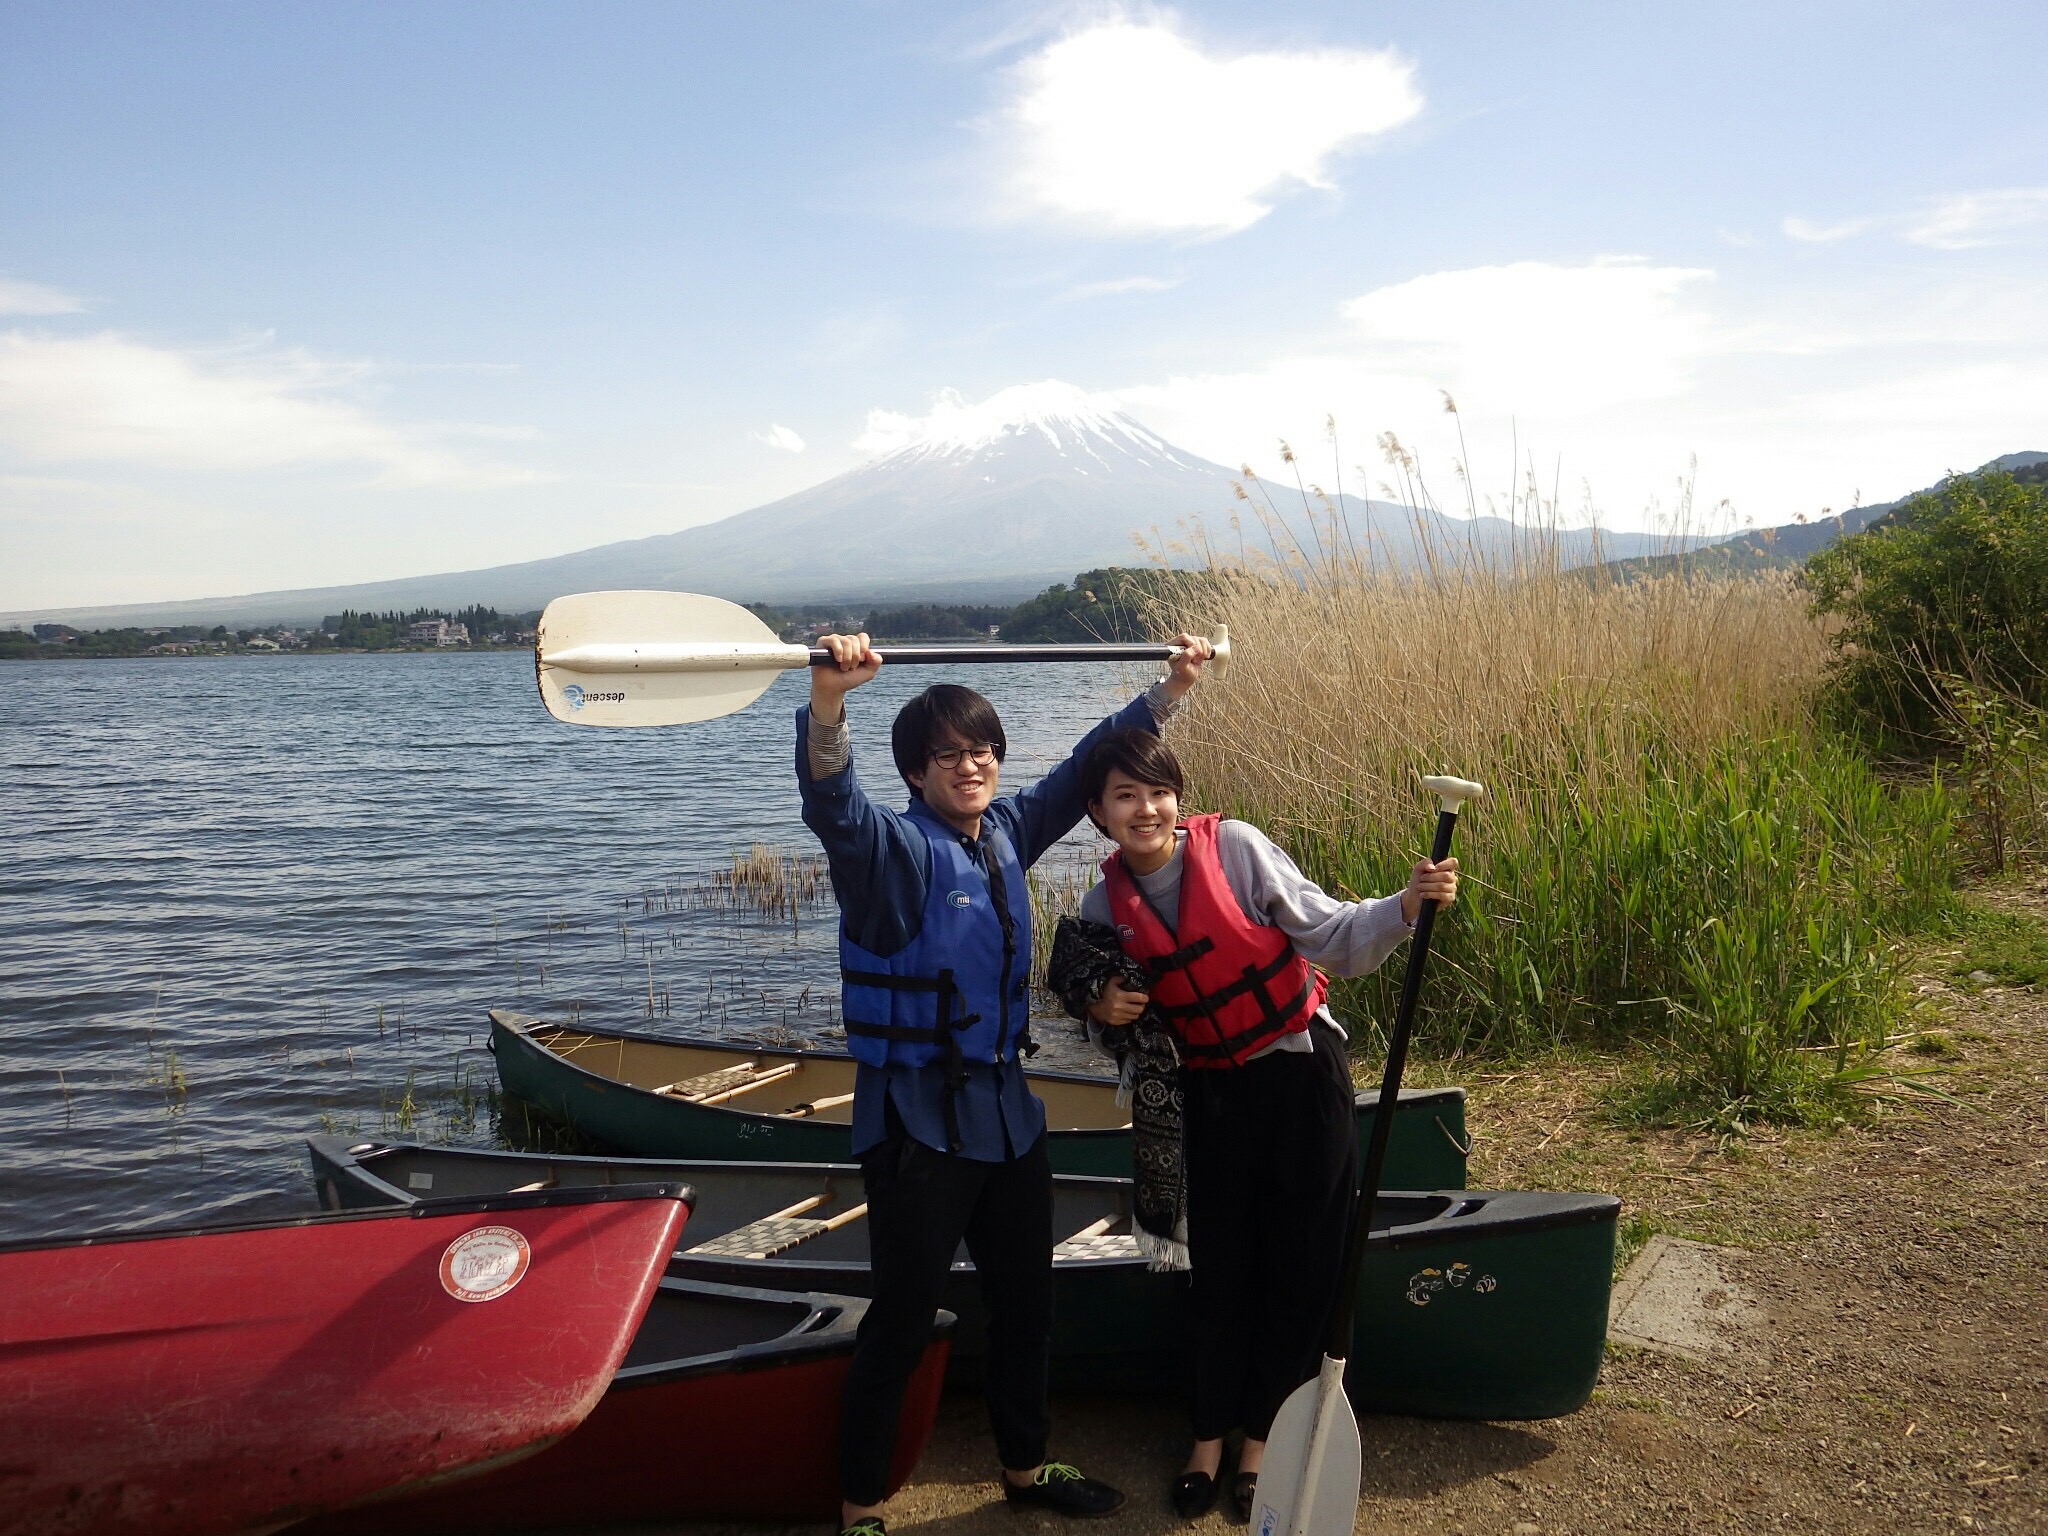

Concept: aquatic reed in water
[[690, 845, 830, 920]]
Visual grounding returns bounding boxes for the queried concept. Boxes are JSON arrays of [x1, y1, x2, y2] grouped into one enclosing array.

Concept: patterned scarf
[[1046, 916, 1190, 1271]]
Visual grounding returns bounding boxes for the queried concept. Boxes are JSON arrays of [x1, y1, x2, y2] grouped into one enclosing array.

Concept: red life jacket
[[1101, 813, 1328, 1069]]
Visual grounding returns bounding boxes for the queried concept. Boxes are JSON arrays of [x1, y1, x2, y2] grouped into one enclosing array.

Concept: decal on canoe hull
[[440, 1225, 532, 1302], [1406, 1260, 1496, 1306]]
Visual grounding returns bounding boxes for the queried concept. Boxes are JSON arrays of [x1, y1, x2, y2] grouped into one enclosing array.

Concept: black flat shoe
[[1170, 1470, 1219, 1520], [1227, 1471, 1258, 1526]]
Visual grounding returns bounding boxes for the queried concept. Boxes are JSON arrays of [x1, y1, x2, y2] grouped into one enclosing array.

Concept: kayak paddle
[[1252, 773, 1483, 1536], [533, 589, 1230, 727]]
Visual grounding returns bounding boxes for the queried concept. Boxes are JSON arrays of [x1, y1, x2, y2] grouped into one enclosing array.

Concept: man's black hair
[[892, 684, 1007, 798], [1079, 728, 1185, 833]]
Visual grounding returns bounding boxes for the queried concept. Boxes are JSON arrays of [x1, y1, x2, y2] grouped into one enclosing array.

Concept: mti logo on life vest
[[947, 890, 972, 909]]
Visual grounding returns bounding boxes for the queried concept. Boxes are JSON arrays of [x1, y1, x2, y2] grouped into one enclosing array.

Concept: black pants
[[1181, 1022, 1357, 1442], [839, 1113, 1055, 1506]]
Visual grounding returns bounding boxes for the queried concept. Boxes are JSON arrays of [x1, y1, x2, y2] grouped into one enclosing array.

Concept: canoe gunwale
[[488, 1008, 1471, 1131], [308, 1135, 1609, 1263], [1370, 1191, 1624, 1250], [610, 1277, 955, 1390], [0, 1177, 697, 1255]]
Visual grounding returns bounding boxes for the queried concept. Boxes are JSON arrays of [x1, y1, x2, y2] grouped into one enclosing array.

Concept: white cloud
[[1782, 215, 1873, 244], [1905, 187, 2048, 250], [1109, 255, 2048, 531], [1060, 274, 1182, 301], [1338, 258, 1717, 415], [753, 422, 806, 453], [0, 330, 542, 488], [999, 17, 1421, 237], [1782, 188, 2048, 252], [0, 276, 85, 316]]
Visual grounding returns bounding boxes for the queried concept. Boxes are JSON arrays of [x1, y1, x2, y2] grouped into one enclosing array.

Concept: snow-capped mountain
[[6, 382, 1703, 628]]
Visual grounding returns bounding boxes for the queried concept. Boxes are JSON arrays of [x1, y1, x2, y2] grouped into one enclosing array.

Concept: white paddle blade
[[1207, 623, 1232, 681], [535, 590, 810, 727], [1255, 1356, 1362, 1536]]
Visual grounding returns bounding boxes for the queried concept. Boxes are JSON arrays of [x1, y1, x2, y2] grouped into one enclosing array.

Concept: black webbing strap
[[1176, 963, 1319, 1061], [1153, 945, 1297, 1021], [936, 970, 968, 1152], [1144, 934, 1215, 981], [840, 968, 948, 992], [843, 1020, 949, 1041]]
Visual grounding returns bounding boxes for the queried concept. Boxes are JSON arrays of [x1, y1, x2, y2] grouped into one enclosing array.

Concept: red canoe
[[293, 1277, 954, 1531], [0, 1183, 692, 1536]]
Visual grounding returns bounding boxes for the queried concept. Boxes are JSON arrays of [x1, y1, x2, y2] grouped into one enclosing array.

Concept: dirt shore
[[679, 885, 2048, 1536]]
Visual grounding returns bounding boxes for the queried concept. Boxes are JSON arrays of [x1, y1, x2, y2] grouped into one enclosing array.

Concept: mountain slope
[[1603, 450, 2048, 581], [8, 382, 1715, 629]]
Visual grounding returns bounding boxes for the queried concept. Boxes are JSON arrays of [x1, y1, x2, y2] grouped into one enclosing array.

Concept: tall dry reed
[[1133, 489, 1957, 1122]]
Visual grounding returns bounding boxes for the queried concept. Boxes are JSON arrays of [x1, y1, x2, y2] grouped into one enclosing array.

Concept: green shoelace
[[1033, 1463, 1085, 1485], [841, 1520, 887, 1536]]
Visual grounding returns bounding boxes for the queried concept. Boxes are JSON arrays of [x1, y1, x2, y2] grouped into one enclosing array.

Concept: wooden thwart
[[780, 1091, 857, 1119]]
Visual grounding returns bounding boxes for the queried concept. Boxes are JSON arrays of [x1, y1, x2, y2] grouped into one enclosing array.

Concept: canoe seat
[[653, 1063, 766, 1099], [687, 1216, 830, 1260], [1053, 1233, 1144, 1262]]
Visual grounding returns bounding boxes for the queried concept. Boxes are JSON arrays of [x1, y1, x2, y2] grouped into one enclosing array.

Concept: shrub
[[1806, 468, 2048, 747]]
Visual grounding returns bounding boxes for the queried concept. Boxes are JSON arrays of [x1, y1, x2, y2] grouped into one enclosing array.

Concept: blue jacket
[[797, 690, 1162, 1160]]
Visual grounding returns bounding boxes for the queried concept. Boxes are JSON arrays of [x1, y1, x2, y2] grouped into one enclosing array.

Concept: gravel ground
[[610, 883, 2048, 1536]]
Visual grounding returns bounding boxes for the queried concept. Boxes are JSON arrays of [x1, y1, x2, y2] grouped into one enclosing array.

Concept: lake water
[[0, 653, 1138, 1242]]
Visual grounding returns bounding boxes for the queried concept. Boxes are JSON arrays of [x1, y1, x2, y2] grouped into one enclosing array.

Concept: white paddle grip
[[1421, 774, 1485, 813]]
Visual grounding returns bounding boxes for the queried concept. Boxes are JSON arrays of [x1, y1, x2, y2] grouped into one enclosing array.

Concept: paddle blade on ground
[[536, 590, 810, 727], [1254, 1355, 1362, 1536]]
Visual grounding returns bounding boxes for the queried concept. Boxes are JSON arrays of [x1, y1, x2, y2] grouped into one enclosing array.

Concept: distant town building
[[442, 623, 469, 646], [245, 637, 280, 652], [406, 619, 448, 645]]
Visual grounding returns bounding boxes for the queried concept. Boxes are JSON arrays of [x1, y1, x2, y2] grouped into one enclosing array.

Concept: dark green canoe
[[487, 1009, 1470, 1189], [309, 1135, 1616, 1421]]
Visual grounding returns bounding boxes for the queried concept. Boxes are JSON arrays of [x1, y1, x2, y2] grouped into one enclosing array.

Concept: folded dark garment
[[1045, 916, 1188, 1270]]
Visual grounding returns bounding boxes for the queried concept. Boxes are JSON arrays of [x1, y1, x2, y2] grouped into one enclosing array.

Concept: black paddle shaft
[[808, 644, 1184, 666], [1324, 803, 1464, 1354]]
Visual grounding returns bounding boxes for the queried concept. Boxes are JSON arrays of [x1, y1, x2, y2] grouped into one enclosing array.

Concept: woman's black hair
[[891, 684, 1007, 797], [1079, 728, 1185, 832]]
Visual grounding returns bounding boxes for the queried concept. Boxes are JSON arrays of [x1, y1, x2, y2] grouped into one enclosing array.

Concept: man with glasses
[[798, 630, 1212, 1536]]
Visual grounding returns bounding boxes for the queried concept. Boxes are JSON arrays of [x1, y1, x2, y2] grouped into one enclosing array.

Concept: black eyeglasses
[[929, 743, 998, 770]]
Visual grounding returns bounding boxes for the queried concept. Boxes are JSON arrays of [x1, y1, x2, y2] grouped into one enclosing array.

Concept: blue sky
[[3, 1, 2044, 610]]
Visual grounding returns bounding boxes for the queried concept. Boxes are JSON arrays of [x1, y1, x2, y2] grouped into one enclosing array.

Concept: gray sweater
[[1080, 819, 1413, 1056]]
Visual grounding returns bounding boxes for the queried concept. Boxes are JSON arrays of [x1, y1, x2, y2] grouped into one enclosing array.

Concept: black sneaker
[[840, 1519, 888, 1536], [1004, 1463, 1126, 1517]]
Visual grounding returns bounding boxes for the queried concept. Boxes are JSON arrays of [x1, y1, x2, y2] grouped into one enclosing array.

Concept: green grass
[[1269, 729, 1963, 1126], [1945, 902, 2048, 990]]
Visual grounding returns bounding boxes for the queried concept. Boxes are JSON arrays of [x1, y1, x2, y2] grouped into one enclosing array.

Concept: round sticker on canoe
[[439, 1225, 531, 1303]]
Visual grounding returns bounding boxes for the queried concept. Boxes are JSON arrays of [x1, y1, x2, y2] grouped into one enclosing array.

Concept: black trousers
[[1180, 1022, 1358, 1442], [838, 1112, 1055, 1506]]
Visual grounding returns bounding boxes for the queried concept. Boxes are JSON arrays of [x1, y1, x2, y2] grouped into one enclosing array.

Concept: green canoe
[[310, 1135, 1617, 1421], [488, 1008, 1470, 1189]]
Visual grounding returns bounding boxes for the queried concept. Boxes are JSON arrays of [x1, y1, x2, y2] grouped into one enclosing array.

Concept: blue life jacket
[[839, 801, 1033, 1125]]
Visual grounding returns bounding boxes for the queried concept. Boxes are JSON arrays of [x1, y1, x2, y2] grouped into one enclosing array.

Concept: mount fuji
[[6, 382, 1697, 628]]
